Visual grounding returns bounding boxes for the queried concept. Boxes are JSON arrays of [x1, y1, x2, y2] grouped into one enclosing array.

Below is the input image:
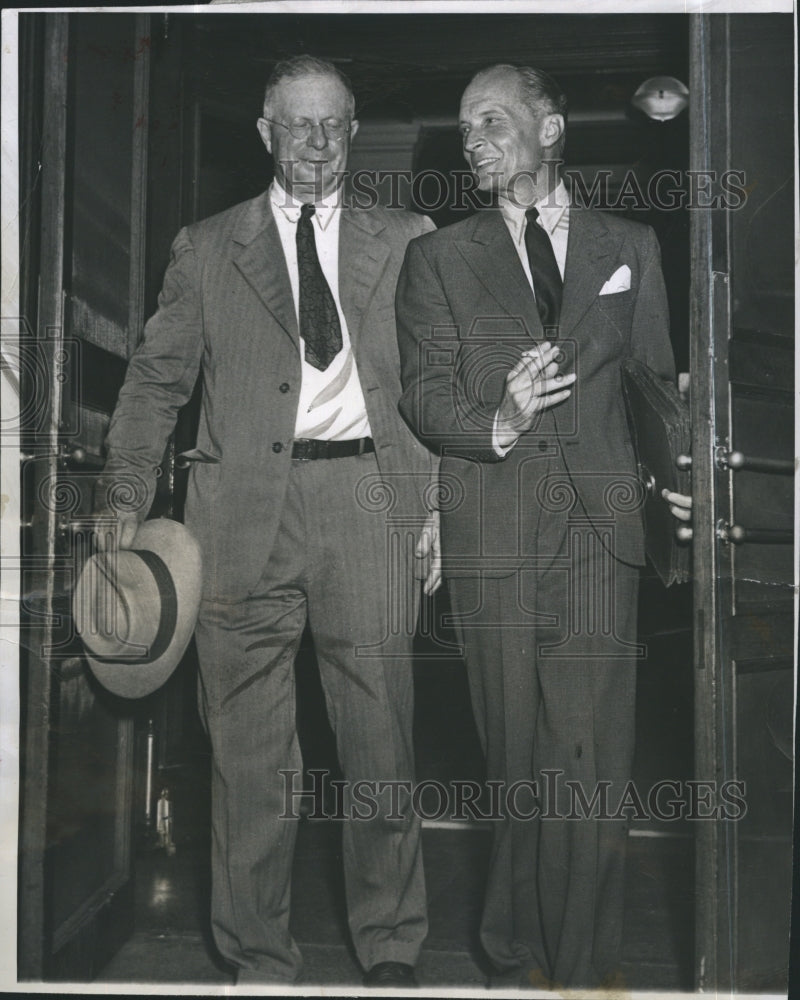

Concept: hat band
[[92, 549, 178, 666]]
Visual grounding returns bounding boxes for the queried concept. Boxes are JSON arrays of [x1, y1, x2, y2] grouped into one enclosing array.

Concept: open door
[[18, 12, 153, 979], [689, 13, 794, 993]]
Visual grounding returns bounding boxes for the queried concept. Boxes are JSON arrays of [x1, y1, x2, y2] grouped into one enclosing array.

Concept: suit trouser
[[194, 452, 427, 981], [447, 527, 640, 989]]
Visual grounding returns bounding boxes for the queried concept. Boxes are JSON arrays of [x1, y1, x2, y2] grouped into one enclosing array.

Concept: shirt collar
[[499, 179, 569, 242], [269, 179, 340, 231]]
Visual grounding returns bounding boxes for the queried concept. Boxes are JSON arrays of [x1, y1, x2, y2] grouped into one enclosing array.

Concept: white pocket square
[[599, 264, 631, 295]]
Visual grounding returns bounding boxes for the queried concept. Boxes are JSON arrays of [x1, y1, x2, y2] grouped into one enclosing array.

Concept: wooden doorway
[[13, 10, 795, 990], [689, 12, 794, 994], [18, 12, 157, 979]]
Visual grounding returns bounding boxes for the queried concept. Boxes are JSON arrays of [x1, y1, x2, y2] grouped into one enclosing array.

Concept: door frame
[[17, 12, 153, 980], [689, 13, 796, 992], [18, 14, 71, 978]]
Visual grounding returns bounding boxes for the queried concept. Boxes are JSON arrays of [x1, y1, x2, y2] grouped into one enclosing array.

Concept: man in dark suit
[[97, 56, 436, 987], [396, 64, 676, 988]]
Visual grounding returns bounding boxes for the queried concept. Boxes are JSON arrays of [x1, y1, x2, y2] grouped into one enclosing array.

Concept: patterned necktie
[[524, 207, 562, 337], [296, 203, 342, 371]]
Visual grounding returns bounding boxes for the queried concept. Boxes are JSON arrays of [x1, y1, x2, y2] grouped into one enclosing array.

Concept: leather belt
[[291, 437, 375, 461]]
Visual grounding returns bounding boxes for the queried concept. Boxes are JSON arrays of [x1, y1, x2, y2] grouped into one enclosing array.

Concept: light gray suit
[[100, 192, 436, 980]]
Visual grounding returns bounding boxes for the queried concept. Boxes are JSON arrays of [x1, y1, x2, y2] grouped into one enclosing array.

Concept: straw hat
[[73, 519, 202, 698]]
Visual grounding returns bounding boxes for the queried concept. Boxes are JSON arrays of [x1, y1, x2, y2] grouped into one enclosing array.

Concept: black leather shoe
[[363, 961, 418, 987]]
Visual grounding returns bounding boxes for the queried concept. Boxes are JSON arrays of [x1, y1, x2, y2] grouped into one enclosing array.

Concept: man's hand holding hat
[[94, 510, 139, 552]]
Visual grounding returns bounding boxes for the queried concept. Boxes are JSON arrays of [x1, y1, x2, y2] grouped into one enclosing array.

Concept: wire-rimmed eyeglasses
[[264, 117, 352, 141]]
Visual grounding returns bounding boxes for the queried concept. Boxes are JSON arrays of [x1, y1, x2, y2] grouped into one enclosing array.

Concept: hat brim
[[77, 519, 203, 699]]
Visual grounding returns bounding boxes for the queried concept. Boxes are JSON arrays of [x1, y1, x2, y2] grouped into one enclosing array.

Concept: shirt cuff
[[492, 412, 519, 457]]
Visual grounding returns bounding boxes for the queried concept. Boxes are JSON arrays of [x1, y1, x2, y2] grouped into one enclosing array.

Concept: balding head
[[459, 63, 566, 202]]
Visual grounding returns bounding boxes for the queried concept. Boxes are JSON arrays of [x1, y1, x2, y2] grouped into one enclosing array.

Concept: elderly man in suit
[[396, 64, 676, 988], [97, 55, 436, 988]]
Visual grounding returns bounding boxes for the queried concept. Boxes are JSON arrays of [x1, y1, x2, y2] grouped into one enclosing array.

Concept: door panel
[[729, 390, 794, 599], [689, 13, 794, 993], [19, 12, 152, 980]]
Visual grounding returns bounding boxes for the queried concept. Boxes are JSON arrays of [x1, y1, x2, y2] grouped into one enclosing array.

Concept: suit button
[[272, 442, 283, 454], [279, 382, 290, 394], [538, 440, 548, 451]]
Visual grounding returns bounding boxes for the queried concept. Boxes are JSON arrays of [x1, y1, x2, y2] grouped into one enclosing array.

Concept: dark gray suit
[[101, 192, 436, 980], [396, 203, 675, 986]]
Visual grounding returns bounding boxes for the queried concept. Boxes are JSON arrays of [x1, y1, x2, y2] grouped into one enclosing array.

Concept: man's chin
[[287, 177, 341, 203], [473, 173, 501, 195], [471, 164, 501, 184]]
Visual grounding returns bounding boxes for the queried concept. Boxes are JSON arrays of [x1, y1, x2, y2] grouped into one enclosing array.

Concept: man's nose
[[306, 123, 328, 149], [463, 129, 484, 153]]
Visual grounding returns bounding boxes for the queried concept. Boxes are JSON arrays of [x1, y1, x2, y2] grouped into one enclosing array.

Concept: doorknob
[[717, 520, 792, 545], [715, 449, 793, 474], [727, 524, 792, 545], [60, 443, 87, 464]]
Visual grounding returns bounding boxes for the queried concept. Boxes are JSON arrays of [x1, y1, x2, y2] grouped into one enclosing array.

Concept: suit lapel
[[231, 193, 299, 350], [456, 209, 542, 340], [559, 207, 623, 337], [338, 208, 391, 348]]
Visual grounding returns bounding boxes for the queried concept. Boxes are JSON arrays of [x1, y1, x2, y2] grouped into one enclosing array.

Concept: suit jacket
[[395, 204, 676, 572], [100, 192, 437, 601]]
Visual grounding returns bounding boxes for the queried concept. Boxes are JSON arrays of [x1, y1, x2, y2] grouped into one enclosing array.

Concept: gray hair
[[263, 55, 355, 119]]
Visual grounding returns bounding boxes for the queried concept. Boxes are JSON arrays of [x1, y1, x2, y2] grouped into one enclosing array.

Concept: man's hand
[[414, 509, 441, 596], [662, 489, 692, 522], [495, 343, 576, 448], [94, 511, 139, 552]]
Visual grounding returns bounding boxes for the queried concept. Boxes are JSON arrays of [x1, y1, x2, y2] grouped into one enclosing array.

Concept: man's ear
[[349, 118, 360, 142], [256, 117, 272, 155], [540, 113, 565, 151]]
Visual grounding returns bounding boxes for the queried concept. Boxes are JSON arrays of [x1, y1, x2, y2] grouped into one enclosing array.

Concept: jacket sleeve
[[395, 236, 504, 464], [411, 213, 442, 494], [630, 226, 676, 383], [95, 227, 205, 519]]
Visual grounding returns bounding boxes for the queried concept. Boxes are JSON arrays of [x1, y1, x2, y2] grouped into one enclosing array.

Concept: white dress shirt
[[270, 181, 371, 441], [498, 179, 570, 282], [493, 180, 570, 455]]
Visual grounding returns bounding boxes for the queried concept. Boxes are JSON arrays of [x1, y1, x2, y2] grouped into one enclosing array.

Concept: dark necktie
[[296, 203, 342, 371], [524, 207, 562, 337]]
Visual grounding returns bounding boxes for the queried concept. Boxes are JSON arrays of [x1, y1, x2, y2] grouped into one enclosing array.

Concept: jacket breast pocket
[[597, 288, 633, 305]]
